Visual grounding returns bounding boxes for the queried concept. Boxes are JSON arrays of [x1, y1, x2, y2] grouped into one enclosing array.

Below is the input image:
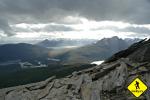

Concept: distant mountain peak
[[58, 36, 131, 64], [106, 38, 150, 63], [43, 39, 49, 42], [36, 39, 97, 48], [40, 39, 50, 44], [111, 36, 119, 39]]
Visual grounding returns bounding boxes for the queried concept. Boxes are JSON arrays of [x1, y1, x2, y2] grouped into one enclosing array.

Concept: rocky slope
[[0, 39, 150, 100]]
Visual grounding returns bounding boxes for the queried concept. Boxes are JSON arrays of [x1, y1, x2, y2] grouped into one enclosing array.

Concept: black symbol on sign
[[135, 81, 140, 89]]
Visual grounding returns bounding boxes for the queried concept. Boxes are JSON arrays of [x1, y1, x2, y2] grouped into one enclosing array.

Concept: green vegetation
[[0, 64, 95, 89]]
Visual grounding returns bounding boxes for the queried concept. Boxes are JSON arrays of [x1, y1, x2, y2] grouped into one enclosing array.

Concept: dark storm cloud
[[0, 18, 14, 36], [42, 25, 74, 32], [118, 27, 150, 35], [1, 0, 150, 23], [0, 0, 150, 36], [96, 25, 150, 35], [13, 24, 75, 33]]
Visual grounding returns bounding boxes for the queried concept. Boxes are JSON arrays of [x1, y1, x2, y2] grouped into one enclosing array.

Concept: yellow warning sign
[[127, 78, 148, 97]]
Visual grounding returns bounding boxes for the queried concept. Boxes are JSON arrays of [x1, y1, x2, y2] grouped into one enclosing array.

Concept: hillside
[[0, 43, 49, 62], [0, 39, 150, 100]]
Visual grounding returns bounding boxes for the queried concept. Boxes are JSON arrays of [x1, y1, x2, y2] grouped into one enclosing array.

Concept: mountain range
[[0, 37, 140, 66], [55, 36, 140, 64], [37, 39, 97, 48], [0, 38, 149, 100]]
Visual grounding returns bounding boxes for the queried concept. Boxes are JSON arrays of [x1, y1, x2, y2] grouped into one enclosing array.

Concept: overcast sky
[[0, 0, 150, 43]]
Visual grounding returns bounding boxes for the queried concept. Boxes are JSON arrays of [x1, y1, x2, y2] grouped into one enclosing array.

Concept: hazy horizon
[[0, 36, 143, 45]]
